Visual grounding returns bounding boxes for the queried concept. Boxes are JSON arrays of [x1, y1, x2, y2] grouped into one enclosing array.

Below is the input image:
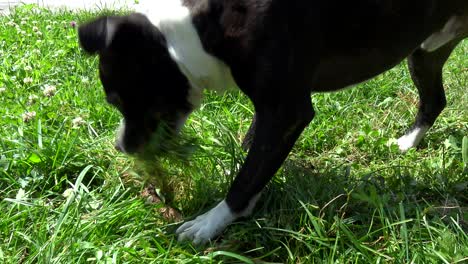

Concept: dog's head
[[78, 13, 194, 154]]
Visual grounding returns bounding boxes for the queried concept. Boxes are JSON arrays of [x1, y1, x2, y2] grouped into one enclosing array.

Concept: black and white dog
[[78, 0, 468, 244]]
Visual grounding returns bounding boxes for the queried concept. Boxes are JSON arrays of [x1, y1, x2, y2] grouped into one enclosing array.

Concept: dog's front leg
[[177, 100, 314, 244], [241, 113, 256, 151]]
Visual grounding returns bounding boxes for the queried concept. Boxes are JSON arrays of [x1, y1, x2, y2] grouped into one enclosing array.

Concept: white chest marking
[[135, 0, 238, 108], [421, 16, 461, 52]]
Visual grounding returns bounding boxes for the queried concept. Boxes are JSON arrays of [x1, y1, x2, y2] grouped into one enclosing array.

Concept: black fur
[[79, 13, 192, 153], [181, 0, 468, 212], [78, 16, 109, 54], [79, 0, 468, 238]]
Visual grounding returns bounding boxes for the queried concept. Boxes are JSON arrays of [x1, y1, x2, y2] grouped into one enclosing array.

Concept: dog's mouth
[[114, 112, 190, 156]]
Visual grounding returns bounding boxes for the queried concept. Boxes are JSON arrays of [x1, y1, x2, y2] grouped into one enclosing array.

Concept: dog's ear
[[78, 16, 120, 54]]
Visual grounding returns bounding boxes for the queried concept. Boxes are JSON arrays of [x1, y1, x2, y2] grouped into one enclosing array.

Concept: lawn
[[0, 5, 467, 264]]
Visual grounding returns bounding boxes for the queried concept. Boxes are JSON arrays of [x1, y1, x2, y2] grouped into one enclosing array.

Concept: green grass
[[1, 5, 467, 263]]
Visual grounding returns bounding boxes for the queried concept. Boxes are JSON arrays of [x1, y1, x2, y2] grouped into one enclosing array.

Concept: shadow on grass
[[173, 157, 468, 262]]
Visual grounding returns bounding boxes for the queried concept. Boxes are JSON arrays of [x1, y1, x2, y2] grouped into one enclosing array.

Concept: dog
[[78, 0, 468, 244]]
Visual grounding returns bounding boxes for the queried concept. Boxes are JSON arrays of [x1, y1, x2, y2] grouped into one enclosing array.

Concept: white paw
[[397, 126, 429, 152], [176, 200, 236, 245], [397, 135, 416, 152]]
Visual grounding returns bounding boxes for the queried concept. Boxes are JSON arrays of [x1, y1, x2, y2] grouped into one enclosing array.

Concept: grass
[[0, 5, 467, 263]]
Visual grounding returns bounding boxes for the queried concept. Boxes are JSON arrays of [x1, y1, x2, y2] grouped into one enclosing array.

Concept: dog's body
[[78, 0, 468, 244]]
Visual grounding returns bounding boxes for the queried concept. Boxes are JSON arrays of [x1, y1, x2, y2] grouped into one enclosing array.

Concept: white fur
[[115, 119, 126, 152], [176, 200, 236, 244], [239, 193, 261, 217], [135, 0, 238, 109], [177, 194, 261, 244], [421, 16, 458, 52], [106, 18, 118, 47], [397, 126, 429, 152]]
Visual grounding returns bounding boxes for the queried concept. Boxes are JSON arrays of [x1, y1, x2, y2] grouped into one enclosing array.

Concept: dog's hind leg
[[398, 37, 465, 152]]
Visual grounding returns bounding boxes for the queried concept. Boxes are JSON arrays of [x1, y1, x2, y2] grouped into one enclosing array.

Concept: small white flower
[[20, 20, 27, 25], [63, 188, 75, 198], [46, 25, 52, 30], [32, 21, 38, 25], [81, 77, 89, 84], [22, 111, 36, 122], [28, 94, 39, 104], [35, 31, 43, 36], [6, 21, 16, 27], [42, 85, 56, 97], [24, 65, 33, 71], [0, 87, 6, 93], [53, 49, 64, 58], [36, 40, 42, 44], [16, 188, 27, 200], [32, 26, 39, 32], [72, 117, 86, 128], [23, 77, 33, 84], [32, 8, 42, 14]]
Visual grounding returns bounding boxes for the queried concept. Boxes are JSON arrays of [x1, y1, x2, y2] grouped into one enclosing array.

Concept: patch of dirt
[[141, 184, 182, 222]]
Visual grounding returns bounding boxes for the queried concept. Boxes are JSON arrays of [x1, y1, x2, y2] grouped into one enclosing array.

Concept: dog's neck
[[135, 0, 237, 100]]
